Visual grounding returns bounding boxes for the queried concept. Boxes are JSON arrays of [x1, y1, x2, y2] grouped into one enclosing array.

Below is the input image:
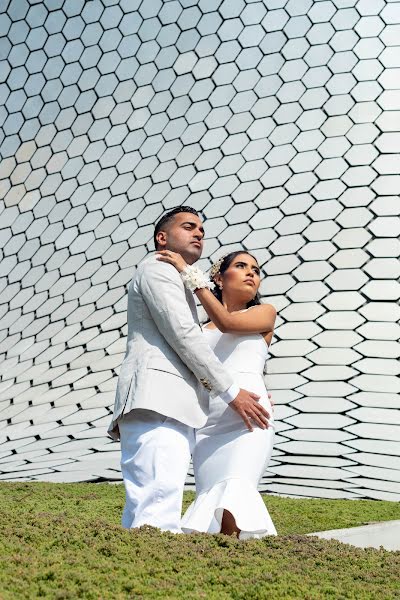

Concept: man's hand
[[229, 389, 270, 432]]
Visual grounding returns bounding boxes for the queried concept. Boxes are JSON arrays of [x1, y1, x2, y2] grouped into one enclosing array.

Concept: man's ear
[[155, 230, 167, 248]]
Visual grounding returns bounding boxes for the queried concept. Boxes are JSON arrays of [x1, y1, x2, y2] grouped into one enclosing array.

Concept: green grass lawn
[[0, 483, 399, 599]]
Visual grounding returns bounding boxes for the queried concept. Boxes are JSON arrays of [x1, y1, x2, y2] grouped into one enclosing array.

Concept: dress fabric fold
[[182, 477, 277, 539]]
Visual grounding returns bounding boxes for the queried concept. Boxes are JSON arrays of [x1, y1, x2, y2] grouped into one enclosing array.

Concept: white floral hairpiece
[[209, 255, 227, 279]]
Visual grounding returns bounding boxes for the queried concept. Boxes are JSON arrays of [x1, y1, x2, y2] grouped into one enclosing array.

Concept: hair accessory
[[180, 265, 215, 293], [209, 255, 226, 279]]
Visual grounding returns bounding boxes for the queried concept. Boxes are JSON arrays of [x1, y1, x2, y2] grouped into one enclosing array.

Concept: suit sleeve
[[140, 259, 235, 398]]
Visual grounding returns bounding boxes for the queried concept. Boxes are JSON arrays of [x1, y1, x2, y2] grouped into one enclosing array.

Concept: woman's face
[[218, 253, 261, 303]]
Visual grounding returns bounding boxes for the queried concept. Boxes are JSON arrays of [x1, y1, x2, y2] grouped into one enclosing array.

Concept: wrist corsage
[[180, 265, 215, 292]]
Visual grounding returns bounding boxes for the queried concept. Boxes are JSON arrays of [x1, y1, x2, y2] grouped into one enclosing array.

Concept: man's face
[[156, 212, 205, 264]]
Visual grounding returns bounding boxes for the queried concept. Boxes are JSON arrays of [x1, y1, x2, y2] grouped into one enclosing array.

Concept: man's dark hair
[[153, 206, 200, 248]]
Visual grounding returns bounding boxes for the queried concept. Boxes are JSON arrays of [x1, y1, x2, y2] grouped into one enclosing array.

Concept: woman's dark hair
[[211, 251, 262, 308]]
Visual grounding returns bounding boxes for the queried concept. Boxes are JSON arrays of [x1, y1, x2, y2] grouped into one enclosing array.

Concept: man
[[108, 206, 269, 532]]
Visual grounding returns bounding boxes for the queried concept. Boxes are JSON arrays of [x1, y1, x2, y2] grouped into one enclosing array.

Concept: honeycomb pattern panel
[[0, 0, 399, 500]]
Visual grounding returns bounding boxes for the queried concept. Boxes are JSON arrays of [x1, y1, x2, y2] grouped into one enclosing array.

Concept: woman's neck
[[222, 295, 247, 313]]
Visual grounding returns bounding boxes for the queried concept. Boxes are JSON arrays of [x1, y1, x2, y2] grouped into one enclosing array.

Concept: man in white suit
[[108, 206, 269, 532]]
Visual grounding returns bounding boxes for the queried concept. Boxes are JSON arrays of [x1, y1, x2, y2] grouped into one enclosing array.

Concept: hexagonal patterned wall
[[0, 0, 399, 501]]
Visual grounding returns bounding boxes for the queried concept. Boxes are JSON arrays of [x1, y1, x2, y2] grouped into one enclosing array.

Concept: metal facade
[[0, 0, 399, 500]]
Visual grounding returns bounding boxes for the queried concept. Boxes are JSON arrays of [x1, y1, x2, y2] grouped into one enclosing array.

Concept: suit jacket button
[[200, 378, 212, 391]]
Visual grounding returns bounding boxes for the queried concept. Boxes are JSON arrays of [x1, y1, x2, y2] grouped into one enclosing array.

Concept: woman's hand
[[156, 250, 188, 273]]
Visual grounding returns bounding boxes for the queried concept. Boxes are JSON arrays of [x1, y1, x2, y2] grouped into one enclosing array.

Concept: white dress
[[181, 326, 277, 539]]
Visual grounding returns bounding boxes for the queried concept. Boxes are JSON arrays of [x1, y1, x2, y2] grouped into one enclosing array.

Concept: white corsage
[[180, 265, 215, 292]]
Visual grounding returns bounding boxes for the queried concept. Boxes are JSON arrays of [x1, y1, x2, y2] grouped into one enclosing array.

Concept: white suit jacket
[[108, 254, 234, 440]]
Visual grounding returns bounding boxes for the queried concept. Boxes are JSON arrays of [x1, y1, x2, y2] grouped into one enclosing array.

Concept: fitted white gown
[[181, 326, 277, 539]]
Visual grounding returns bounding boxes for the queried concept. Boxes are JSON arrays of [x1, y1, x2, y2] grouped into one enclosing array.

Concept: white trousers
[[119, 409, 195, 533]]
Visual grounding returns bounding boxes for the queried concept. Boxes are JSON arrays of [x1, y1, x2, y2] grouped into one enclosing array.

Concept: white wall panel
[[0, 0, 399, 499]]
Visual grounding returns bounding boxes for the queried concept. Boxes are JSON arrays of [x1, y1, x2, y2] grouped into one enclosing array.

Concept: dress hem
[[181, 477, 277, 539]]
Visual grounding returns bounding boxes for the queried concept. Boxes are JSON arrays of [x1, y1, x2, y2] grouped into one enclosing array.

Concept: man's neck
[[163, 246, 198, 265]]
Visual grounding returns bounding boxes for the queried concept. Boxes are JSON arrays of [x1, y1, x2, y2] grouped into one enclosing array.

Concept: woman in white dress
[[156, 250, 277, 539]]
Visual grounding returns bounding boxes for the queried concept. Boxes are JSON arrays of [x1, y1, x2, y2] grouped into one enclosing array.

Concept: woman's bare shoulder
[[246, 304, 276, 315]]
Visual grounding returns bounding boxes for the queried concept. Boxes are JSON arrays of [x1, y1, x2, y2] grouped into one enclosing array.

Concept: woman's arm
[[195, 287, 276, 334], [156, 250, 276, 335]]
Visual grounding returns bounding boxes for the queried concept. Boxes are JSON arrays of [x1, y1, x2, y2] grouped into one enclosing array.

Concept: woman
[[156, 250, 277, 539]]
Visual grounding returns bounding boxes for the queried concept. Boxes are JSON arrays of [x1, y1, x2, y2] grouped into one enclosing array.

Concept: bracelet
[[180, 265, 215, 293]]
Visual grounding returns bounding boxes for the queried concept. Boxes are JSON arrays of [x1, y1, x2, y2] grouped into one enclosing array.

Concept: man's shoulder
[[137, 253, 159, 278], [137, 253, 155, 272], [139, 253, 181, 282]]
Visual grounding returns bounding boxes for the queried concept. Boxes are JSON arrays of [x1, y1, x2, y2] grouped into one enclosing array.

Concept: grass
[[0, 482, 399, 599]]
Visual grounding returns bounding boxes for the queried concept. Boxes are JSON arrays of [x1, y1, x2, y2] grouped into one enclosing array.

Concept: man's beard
[[182, 246, 202, 265]]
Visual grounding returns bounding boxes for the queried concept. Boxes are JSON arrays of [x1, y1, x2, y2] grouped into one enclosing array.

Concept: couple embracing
[[108, 206, 277, 539]]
